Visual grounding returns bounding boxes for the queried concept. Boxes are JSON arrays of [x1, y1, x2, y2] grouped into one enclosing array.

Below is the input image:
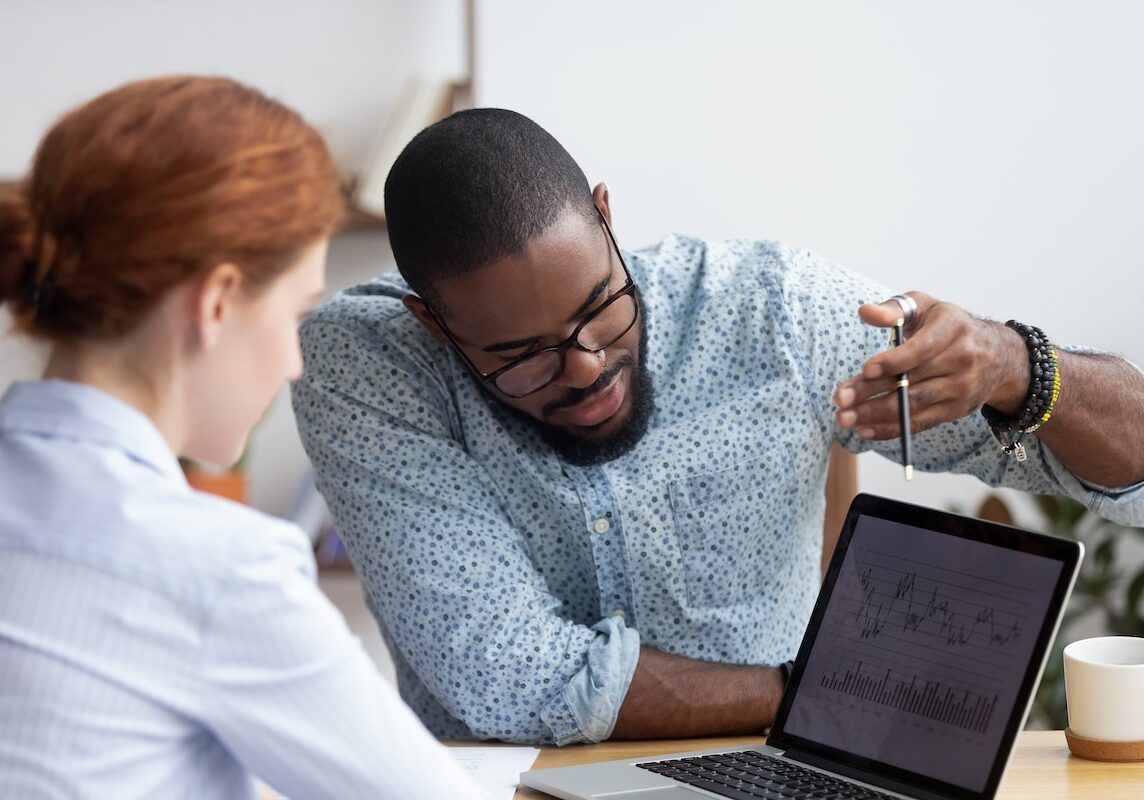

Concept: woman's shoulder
[[47, 482, 321, 611], [164, 488, 317, 584]]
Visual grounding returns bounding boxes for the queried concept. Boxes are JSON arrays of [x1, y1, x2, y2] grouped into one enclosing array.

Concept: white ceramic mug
[[1063, 636, 1144, 741]]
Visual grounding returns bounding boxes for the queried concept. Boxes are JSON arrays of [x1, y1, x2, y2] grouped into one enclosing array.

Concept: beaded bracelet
[[980, 321, 1062, 461]]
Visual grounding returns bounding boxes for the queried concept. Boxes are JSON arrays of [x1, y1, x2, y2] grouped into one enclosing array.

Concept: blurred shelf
[[341, 198, 386, 232]]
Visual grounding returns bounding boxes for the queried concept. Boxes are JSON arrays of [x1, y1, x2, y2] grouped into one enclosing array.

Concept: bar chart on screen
[[819, 650, 998, 734]]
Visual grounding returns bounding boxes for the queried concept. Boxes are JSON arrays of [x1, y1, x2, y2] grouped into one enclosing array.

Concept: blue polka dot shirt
[[292, 235, 1142, 745]]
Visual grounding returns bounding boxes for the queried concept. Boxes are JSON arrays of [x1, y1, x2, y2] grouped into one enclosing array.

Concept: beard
[[538, 352, 656, 466], [494, 314, 656, 467]]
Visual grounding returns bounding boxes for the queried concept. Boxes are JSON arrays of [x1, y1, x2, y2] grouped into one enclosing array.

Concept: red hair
[[0, 75, 344, 340]]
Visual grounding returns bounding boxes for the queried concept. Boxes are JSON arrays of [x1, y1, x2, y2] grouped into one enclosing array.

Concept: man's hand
[[834, 291, 1144, 488], [833, 292, 1027, 440]]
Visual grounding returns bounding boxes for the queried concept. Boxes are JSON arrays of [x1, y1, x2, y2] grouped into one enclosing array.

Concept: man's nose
[[553, 346, 606, 390]]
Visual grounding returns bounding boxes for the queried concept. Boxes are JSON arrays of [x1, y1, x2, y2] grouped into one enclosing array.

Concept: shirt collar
[[0, 379, 187, 485]]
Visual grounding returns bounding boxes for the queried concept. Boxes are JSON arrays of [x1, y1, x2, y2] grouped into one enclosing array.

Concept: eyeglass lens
[[494, 292, 638, 397]]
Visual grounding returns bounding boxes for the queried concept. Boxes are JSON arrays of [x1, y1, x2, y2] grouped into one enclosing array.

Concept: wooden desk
[[513, 730, 1144, 799]]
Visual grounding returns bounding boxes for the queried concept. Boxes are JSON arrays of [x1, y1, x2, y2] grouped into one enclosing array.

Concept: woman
[[0, 76, 484, 799]]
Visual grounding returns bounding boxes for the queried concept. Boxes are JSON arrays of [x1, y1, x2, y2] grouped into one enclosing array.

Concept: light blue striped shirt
[[0, 380, 484, 799]]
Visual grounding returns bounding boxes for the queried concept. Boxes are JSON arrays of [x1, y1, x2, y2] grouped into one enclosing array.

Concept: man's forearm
[[1034, 351, 1144, 487], [611, 645, 785, 739]]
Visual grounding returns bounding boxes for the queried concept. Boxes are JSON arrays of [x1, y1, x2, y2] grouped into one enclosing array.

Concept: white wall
[[4, 2, 1142, 525], [0, 0, 466, 176], [475, 0, 1144, 521], [0, 0, 465, 516]]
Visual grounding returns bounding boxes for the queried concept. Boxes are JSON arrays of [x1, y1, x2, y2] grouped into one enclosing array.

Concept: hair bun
[[0, 190, 35, 307]]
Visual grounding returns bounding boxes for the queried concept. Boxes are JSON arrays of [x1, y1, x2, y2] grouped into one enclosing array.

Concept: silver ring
[[889, 293, 917, 326]]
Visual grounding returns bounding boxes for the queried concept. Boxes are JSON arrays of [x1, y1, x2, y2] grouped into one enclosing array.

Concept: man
[[292, 109, 1144, 745]]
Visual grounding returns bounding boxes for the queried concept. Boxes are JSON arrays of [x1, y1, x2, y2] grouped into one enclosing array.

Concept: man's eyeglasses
[[425, 211, 639, 398]]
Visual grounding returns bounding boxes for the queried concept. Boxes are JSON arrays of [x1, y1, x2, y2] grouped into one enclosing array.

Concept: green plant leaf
[[1033, 494, 1057, 519], [1092, 537, 1117, 571], [1081, 575, 1120, 597], [1062, 500, 1088, 530], [1127, 570, 1144, 623]]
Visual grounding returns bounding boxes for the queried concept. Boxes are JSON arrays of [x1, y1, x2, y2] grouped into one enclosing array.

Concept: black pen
[[891, 319, 913, 480]]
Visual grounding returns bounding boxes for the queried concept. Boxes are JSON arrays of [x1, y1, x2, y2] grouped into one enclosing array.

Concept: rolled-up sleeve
[[542, 615, 640, 745], [293, 314, 639, 744], [1037, 441, 1144, 525]]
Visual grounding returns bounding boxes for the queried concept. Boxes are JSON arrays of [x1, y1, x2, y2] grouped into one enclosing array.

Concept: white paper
[[448, 746, 540, 800]]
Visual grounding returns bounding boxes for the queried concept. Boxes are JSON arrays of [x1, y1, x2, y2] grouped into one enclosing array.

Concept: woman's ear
[[402, 294, 450, 345], [192, 263, 244, 351]]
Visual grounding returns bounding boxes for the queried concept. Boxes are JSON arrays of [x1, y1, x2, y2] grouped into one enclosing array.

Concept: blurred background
[[2, 2, 1142, 711]]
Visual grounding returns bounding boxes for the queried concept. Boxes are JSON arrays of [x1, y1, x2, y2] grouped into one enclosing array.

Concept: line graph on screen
[[814, 546, 1040, 734]]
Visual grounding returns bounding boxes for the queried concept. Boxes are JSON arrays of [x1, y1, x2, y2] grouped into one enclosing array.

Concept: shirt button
[[593, 517, 610, 534]]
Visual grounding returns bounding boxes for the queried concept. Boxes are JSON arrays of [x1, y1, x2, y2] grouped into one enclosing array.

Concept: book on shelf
[[352, 75, 458, 218]]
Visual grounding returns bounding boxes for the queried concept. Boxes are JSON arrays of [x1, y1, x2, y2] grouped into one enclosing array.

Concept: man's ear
[[192, 262, 244, 351], [402, 294, 450, 345], [592, 181, 612, 227]]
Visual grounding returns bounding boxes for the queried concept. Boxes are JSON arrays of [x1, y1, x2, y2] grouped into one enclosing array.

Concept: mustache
[[541, 355, 633, 419]]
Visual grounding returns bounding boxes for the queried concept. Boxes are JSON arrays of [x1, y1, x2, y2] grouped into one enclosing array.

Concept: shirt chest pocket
[[668, 443, 800, 609]]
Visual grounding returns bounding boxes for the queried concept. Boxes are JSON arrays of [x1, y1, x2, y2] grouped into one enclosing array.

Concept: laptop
[[520, 493, 1083, 800]]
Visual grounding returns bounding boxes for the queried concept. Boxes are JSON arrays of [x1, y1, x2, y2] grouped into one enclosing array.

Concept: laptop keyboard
[[636, 750, 896, 800]]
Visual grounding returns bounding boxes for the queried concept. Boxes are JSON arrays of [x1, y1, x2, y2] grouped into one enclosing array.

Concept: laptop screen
[[770, 495, 1080, 799]]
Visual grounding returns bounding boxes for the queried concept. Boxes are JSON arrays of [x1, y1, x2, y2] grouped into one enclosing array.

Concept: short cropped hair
[[383, 108, 596, 311]]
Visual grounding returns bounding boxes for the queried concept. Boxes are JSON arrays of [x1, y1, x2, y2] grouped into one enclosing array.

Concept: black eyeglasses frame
[[423, 209, 639, 399]]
